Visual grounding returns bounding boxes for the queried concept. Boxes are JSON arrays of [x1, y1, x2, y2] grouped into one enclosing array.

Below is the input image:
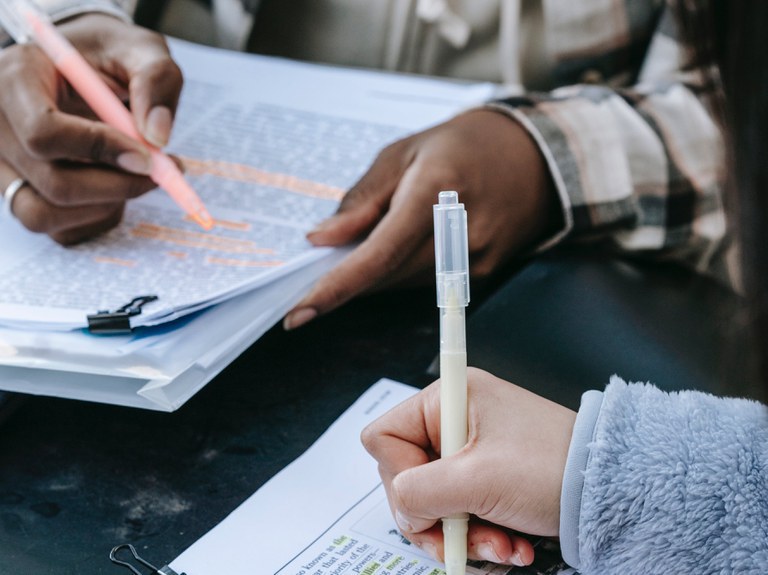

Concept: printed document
[[171, 379, 572, 575], [0, 39, 494, 331]]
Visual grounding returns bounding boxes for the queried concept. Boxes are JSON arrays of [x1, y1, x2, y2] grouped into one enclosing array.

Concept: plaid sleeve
[[488, 5, 730, 283], [1, 1, 133, 46]]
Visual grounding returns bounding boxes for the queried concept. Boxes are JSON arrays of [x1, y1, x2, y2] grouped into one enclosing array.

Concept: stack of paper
[[0, 39, 495, 410]]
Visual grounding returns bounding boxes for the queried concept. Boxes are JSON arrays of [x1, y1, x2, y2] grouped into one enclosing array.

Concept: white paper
[[0, 39, 494, 331], [0, 248, 348, 411], [171, 379, 573, 574], [0, 39, 496, 410]]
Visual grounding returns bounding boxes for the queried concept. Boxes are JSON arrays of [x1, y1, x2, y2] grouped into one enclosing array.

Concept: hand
[[0, 13, 183, 244], [361, 368, 576, 567], [283, 109, 561, 329]]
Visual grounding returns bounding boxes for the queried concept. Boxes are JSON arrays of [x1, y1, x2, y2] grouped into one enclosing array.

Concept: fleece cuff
[[559, 388, 604, 569]]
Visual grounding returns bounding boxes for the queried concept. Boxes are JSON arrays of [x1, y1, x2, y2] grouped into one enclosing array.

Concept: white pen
[[433, 190, 470, 575]]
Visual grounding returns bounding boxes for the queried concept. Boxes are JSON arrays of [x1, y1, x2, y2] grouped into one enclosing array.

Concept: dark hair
[[720, 2, 768, 396], [680, 1, 768, 398]]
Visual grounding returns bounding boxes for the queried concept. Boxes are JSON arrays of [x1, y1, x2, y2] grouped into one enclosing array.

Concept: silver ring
[[2, 177, 26, 219]]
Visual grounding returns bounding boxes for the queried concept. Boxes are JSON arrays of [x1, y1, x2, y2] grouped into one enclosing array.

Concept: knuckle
[[359, 425, 378, 454], [423, 164, 465, 191], [360, 423, 388, 457], [470, 256, 496, 280], [41, 174, 75, 206], [390, 473, 416, 513], [21, 203, 53, 235], [318, 280, 353, 312], [126, 181, 154, 199], [84, 124, 110, 162], [22, 113, 59, 159], [50, 228, 84, 246]]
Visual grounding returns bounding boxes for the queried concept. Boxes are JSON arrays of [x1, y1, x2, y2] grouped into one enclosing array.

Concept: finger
[[0, 171, 125, 241], [408, 522, 534, 567], [467, 523, 534, 566], [284, 167, 436, 329], [56, 14, 183, 149], [388, 457, 476, 532], [307, 139, 413, 246], [372, 240, 435, 291], [0, 46, 153, 173], [0, 115, 156, 206], [361, 384, 441, 477], [120, 33, 183, 147], [49, 204, 125, 245]]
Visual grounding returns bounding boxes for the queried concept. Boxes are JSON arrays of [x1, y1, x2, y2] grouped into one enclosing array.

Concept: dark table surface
[[0, 280, 441, 575], [0, 250, 753, 575]]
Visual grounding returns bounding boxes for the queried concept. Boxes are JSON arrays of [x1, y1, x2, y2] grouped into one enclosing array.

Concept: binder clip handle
[[109, 544, 184, 575], [87, 295, 159, 334]]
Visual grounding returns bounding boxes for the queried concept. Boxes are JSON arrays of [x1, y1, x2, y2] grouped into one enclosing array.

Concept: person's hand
[[0, 13, 183, 244], [361, 368, 576, 567], [283, 109, 562, 329]]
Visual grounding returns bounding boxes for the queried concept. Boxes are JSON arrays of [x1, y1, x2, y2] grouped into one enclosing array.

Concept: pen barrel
[[439, 306, 467, 457], [443, 516, 469, 575]]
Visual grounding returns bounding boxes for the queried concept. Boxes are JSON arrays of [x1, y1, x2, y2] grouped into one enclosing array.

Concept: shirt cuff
[[559, 389, 604, 569], [1, 1, 131, 47], [43, 1, 132, 24], [481, 101, 573, 253]]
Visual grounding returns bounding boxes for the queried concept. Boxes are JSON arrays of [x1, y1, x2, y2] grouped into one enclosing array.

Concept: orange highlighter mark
[[94, 256, 137, 267], [181, 157, 345, 201], [206, 256, 284, 267], [184, 215, 251, 232], [131, 222, 273, 255]]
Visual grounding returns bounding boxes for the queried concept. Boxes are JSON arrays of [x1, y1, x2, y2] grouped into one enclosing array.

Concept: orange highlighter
[[0, 0, 214, 230]]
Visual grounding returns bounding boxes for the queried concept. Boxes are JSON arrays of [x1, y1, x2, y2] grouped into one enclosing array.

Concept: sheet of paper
[[0, 39, 495, 331], [0, 249, 348, 411], [171, 379, 573, 575]]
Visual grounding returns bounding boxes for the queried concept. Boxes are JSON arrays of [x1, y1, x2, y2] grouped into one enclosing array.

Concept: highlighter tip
[[191, 212, 215, 231]]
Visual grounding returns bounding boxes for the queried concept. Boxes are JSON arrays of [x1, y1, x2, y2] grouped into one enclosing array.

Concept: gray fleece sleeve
[[574, 376, 768, 575]]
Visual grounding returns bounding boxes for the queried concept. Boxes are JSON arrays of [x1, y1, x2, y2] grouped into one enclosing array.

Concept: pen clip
[[87, 295, 159, 334], [109, 544, 185, 575]]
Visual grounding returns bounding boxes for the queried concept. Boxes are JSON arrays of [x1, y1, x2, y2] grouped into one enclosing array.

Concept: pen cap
[[433, 191, 470, 308], [0, 0, 47, 44]]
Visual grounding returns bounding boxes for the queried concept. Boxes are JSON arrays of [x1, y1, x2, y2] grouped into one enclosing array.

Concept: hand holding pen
[[0, 5, 206, 242], [362, 367, 577, 569]]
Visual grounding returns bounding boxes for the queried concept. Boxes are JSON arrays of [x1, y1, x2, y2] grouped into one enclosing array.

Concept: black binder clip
[[109, 544, 186, 575], [87, 295, 159, 334]]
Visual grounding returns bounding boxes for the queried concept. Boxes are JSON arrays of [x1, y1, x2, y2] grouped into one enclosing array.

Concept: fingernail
[[117, 151, 152, 175], [395, 509, 415, 533], [510, 551, 525, 567], [145, 106, 172, 147], [475, 543, 502, 563], [420, 542, 438, 562], [307, 217, 335, 236], [283, 307, 317, 331]]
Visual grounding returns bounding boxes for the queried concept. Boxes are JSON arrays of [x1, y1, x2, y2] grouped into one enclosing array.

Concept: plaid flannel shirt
[[0, 0, 732, 286], [487, 1, 731, 287]]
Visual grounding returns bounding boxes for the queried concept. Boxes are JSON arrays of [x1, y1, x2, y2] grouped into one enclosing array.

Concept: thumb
[[390, 454, 476, 534], [125, 40, 184, 148]]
